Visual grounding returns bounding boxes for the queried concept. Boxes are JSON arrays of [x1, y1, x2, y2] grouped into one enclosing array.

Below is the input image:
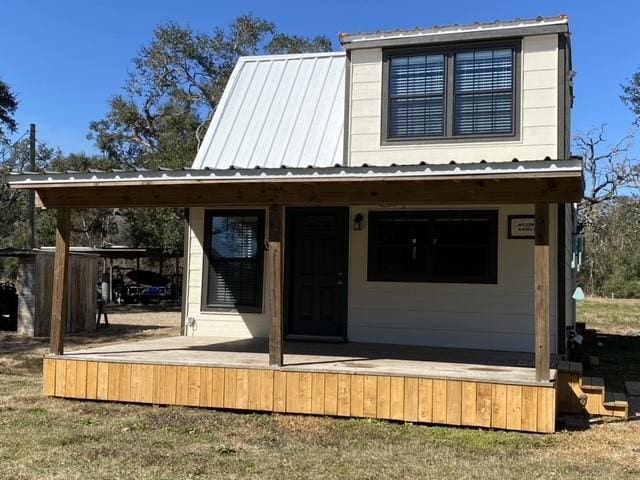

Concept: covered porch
[[44, 336, 558, 432], [7, 159, 584, 433]]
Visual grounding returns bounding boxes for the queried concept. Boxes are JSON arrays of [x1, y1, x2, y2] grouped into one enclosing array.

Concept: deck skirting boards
[[43, 358, 556, 433]]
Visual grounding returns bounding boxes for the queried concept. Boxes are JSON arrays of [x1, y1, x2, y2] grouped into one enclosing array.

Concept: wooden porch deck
[[43, 337, 558, 433]]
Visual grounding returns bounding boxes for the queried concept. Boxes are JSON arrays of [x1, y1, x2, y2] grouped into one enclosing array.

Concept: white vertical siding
[[347, 35, 560, 166]]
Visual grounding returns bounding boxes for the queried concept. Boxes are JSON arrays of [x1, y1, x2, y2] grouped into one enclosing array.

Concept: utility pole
[[29, 123, 36, 249]]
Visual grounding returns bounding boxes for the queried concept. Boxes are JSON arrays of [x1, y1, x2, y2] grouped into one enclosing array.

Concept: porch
[[43, 336, 557, 433], [7, 159, 584, 434]]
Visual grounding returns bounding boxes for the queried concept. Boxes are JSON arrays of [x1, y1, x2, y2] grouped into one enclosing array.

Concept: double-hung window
[[203, 210, 265, 311], [384, 42, 518, 141], [388, 54, 446, 138]]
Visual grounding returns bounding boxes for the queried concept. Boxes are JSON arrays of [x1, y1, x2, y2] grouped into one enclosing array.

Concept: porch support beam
[[32, 176, 584, 209], [50, 208, 71, 355], [534, 203, 550, 382], [268, 205, 284, 367]]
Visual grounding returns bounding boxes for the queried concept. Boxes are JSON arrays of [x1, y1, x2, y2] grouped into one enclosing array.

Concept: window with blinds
[[384, 43, 517, 141], [388, 54, 445, 138], [203, 210, 264, 310], [454, 49, 514, 135]]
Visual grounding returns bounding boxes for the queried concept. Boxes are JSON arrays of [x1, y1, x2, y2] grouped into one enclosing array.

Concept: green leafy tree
[[0, 79, 18, 144], [622, 70, 640, 124], [580, 197, 640, 297], [88, 15, 332, 259], [0, 139, 59, 249], [89, 14, 332, 168]]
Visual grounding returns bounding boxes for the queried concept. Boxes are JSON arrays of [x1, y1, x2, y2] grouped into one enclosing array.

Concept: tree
[[89, 14, 332, 168], [622, 70, 640, 124], [579, 197, 640, 297], [574, 125, 640, 294], [87, 15, 332, 260], [573, 124, 638, 232], [0, 139, 59, 250], [0, 79, 18, 144]]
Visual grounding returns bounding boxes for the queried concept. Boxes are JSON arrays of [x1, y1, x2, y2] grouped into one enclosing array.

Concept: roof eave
[[340, 23, 569, 50], [4, 159, 583, 190]]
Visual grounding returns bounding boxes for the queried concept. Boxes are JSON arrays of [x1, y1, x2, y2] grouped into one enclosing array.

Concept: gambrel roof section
[[192, 51, 346, 170]]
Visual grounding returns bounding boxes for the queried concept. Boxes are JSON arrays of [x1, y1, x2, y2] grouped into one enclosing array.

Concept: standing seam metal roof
[[192, 51, 346, 170]]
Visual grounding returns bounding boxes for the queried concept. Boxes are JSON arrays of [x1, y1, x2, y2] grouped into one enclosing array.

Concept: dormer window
[[382, 41, 520, 143]]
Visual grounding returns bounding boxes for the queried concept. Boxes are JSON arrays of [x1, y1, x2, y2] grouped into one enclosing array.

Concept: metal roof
[[5, 159, 583, 189], [340, 15, 569, 49], [192, 51, 345, 170]]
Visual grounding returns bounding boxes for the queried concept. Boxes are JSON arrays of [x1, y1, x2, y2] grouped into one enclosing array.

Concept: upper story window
[[389, 54, 445, 137], [454, 49, 514, 135], [383, 42, 519, 143]]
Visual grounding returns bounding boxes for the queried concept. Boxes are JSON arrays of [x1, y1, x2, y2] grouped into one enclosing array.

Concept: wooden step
[[557, 360, 582, 375], [603, 392, 628, 407], [603, 392, 629, 418], [581, 376, 605, 391]]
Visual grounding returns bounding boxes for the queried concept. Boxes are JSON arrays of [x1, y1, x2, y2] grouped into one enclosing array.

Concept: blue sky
[[1, 0, 638, 155]]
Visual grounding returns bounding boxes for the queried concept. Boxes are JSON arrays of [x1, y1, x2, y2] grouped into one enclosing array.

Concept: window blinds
[[388, 54, 445, 137], [454, 48, 514, 135]]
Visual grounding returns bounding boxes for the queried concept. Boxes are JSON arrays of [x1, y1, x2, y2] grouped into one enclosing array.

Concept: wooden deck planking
[[432, 379, 447, 424], [521, 386, 538, 432], [418, 378, 433, 423], [351, 375, 364, 417], [363, 375, 377, 418], [461, 381, 477, 426], [376, 376, 391, 419], [446, 380, 462, 425], [337, 374, 351, 416], [42, 357, 557, 433], [491, 384, 507, 429], [404, 377, 419, 422]]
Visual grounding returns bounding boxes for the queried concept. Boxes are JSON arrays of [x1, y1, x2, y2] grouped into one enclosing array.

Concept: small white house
[[12, 16, 617, 433], [183, 15, 577, 356]]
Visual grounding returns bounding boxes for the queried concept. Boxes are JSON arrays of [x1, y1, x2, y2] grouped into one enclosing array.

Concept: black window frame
[[201, 209, 265, 313], [367, 209, 499, 284], [381, 39, 521, 145]]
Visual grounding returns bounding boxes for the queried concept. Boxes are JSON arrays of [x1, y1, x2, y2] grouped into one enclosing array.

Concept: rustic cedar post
[[268, 205, 284, 366], [50, 208, 71, 355], [534, 203, 550, 382]]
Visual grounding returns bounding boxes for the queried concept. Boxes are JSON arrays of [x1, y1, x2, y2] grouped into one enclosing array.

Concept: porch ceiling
[[5, 159, 583, 209]]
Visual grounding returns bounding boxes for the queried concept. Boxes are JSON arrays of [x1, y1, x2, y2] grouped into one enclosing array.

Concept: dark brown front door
[[284, 207, 349, 340]]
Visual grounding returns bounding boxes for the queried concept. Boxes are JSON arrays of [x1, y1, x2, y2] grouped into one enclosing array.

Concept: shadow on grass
[[0, 324, 173, 357], [582, 332, 640, 392]]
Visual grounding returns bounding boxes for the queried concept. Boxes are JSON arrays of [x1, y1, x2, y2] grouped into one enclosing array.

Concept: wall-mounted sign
[[508, 215, 535, 239]]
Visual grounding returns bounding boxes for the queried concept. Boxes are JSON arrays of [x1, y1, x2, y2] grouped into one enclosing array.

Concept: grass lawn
[[577, 298, 640, 332], [1, 306, 639, 479]]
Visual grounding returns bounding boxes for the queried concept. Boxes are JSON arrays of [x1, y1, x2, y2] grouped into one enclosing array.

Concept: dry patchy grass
[[0, 307, 639, 479]]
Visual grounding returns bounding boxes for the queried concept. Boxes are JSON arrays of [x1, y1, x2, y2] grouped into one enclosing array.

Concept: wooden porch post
[[534, 203, 550, 382], [268, 205, 284, 367], [50, 208, 71, 355]]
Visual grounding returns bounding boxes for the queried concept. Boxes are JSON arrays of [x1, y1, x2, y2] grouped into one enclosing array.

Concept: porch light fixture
[[353, 213, 364, 230]]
